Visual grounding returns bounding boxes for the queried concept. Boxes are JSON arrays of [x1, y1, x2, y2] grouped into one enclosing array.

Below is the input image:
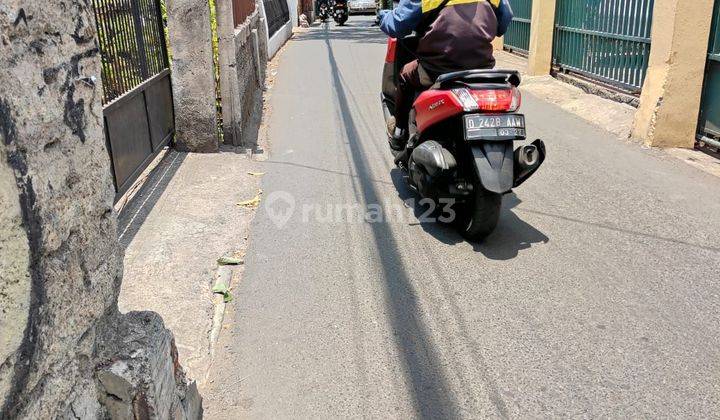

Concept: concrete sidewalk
[[117, 149, 263, 385]]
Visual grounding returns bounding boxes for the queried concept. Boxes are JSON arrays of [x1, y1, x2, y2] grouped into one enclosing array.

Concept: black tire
[[454, 186, 502, 242]]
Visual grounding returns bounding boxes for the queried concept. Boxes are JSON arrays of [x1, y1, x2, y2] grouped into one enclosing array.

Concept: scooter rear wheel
[[454, 185, 502, 242]]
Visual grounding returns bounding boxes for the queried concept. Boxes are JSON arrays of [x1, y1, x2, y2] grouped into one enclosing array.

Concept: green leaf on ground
[[217, 256, 243, 265], [212, 283, 233, 303], [212, 283, 228, 294]]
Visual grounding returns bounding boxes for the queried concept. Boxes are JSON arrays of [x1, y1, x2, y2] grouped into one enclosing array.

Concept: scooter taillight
[[452, 87, 521, 112], [385, 38, 397, 63]]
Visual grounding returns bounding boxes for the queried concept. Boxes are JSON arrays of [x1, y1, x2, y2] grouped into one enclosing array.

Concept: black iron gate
[[93, 0, 174, 199], [264, 0, 290, 37]]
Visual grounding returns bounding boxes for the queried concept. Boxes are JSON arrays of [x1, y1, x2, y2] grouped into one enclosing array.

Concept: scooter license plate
[[464, 114, 526, 141]]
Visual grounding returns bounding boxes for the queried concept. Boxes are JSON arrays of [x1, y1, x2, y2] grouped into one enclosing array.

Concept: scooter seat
[[433, 69, 521, 89]]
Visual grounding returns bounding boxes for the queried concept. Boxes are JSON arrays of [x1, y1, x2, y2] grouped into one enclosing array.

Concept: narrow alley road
[[206, 17, 720, 418]]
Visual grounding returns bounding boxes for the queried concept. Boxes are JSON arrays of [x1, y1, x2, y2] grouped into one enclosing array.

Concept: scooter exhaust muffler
[[513, 139, 546, 188], [515, 144, 539, 169]]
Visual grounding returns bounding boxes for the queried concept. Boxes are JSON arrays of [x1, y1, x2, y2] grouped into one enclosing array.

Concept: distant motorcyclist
[[379, 0, 513, 149], [372, 0, 394, 25]]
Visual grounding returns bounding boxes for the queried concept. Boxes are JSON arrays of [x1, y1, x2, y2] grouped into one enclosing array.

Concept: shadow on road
[[390, 168, 550, 260], [297, 19, 387, 44], [116, 150, 186, 249], [323, 27, 464, 418], [473, 194, 550, 259]]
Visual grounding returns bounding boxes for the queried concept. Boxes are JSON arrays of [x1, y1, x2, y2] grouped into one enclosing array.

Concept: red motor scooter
[[381, 36, 546, 241]]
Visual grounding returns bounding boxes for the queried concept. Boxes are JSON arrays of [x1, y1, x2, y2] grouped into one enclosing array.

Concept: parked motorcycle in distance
[[332, 0, 349, 25], [380, 36, 547, 241], [318, 1, 330, 22]]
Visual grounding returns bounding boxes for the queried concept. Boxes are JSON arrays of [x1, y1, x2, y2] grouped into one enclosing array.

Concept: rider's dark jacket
[[379, 0, 512, 74]]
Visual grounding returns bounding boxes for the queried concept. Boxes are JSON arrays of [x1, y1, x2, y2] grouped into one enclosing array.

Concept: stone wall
[[217, 1, 268, 147], [0, 1, 200, 418], [94, 312, 202, 419], [235, 11, 268, 147]]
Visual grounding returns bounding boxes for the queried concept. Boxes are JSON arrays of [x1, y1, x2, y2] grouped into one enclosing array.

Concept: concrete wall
[[268, 21, 294, 59], [492, 36, 504, 53], [260, 0, 294, 59], [166, 0, 220, 152], [632, 0, 716, 148], [0, 1, 200, 417], [288, 0, 300, 27], [526, 0, 557, 76], [217, 0, 269, 147]]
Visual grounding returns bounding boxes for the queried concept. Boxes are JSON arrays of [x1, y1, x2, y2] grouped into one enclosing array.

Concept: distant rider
[[379, 0, 513, 149]]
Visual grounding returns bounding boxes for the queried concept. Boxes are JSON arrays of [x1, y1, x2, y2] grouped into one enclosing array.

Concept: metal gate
[[264, 0, 290, 37], [504, 0, 532, 54], [93, 0, 174, 198], [699, 0, 720, 140], [552, 0, 654, 92]]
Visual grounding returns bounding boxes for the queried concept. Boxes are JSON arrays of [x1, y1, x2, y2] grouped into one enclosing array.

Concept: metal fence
[[264, 0, 290, 37], [699, 0, 720, 139], [504, 0, 532, 53], [93, 0, 169, 103], [232, 0, 256, 27], [553, 0, 654, 92], [93, 0, 174, 198]]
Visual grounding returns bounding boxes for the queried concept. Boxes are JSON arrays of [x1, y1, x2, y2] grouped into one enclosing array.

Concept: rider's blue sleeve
[[380, 0, 512, 38], [495, 0, 513, 36], [379, 0, 423, 38]]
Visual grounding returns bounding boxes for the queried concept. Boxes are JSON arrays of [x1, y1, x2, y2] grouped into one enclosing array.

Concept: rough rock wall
[[0, 134, 32, 412], [0, 1, 200, 418], [94, 312, 202, 419], [235, 12, 268, 147], [217, 4, 268, 147], [0, 1, 122, 416]]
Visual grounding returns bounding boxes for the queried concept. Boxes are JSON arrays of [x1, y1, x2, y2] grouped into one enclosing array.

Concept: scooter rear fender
[[470, 141, 515, 194]]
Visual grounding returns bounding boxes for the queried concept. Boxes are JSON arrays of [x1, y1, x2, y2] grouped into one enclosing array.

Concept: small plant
[[208, 0, 224, 142]]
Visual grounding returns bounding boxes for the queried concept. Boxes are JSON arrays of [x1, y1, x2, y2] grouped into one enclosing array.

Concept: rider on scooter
[[379, 0, 513, 150]]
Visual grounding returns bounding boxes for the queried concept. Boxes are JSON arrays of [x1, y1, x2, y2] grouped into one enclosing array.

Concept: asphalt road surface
[[208, 17, 720, 418]]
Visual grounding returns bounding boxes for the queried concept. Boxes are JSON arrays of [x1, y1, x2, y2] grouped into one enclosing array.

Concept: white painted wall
[[258, 0, 293, 59], [287, 0, 299, 27]]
